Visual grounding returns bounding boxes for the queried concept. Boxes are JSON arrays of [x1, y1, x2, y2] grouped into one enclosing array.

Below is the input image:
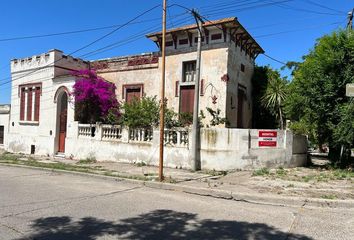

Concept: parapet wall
[[11, 49, 88, 77]]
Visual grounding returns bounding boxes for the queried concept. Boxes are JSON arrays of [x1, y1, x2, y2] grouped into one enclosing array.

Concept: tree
[[252, 66, 279, 129], [72, 69, 120, 124], [286, 29, 354, 165], [258, 67, 287, 129]]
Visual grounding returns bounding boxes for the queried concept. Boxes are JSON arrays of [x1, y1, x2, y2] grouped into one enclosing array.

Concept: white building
[[0, 18, 305, 171], [7, 50, 88, 155]]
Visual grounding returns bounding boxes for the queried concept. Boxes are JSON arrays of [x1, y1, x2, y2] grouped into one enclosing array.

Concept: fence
[[68, 123, 308, 170]]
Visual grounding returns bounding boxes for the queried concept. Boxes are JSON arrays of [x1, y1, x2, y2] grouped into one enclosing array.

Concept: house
[[7, 50, 88, 155], [1, 17, 308, 172], [92, 17, 264, 128]]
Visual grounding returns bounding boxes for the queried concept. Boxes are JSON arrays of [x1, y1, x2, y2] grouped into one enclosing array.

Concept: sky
[[0, 0, 352, 104]]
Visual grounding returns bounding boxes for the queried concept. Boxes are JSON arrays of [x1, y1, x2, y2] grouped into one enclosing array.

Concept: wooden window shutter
[[27, 88, 33, 121], [200, 79, 204, 96], [175, 81, 179, 97], [34, 87, 40, 121], [20, 88, 25, 121]]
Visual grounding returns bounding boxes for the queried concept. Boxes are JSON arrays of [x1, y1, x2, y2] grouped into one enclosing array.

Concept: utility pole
[[347, 8, 354, 30], [190, 9, 203, 171], [159, 0, 167, 181]]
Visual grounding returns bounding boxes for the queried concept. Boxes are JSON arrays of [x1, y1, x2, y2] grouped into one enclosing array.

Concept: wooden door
[[58, 104, 67, 153], [180, 85, 195, 114], [126, 88, 141, 103], [0, 126, 4, 145]]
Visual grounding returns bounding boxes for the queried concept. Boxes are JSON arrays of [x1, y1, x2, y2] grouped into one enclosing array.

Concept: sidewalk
[[0, 151, 353, 209]]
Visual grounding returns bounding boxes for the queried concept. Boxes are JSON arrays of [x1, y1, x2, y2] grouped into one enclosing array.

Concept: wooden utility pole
[[190, 10, 203, 171], [159, 0, 167, 181]]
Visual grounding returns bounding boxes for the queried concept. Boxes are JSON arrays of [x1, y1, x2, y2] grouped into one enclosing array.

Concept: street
[[0, 165, 353, 240]]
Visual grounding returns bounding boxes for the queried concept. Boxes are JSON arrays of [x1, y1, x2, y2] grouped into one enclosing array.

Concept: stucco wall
[[63, 125, 307, 171], [226, 43, 254, 128], [7, 76, 76, 156], [96, 47, 230, 127]]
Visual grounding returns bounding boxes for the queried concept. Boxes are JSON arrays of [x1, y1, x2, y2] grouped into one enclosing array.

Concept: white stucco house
[[0, 17, 307, 170]]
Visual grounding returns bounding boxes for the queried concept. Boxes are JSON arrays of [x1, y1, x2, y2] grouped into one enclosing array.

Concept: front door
[[180, 85, 195, 114], [58, 94, 68, 153]]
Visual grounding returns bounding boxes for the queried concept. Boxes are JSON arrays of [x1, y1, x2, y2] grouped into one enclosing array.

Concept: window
[[211, 33, 222, 40], [0, 126, 4, 144], [183, 61, 196, 82], [19, 83, 41, 122], [241, 64, 245, 72], [122, 84, 143, 103], [166, 41, 173, 47], [179, 38, 188, 45]]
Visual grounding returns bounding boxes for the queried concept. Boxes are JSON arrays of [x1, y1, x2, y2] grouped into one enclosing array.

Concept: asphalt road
[[0, 165, 353, 240]]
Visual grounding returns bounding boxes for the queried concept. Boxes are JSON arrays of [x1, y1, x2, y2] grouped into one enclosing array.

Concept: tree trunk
[[278, 106, 284, 130]]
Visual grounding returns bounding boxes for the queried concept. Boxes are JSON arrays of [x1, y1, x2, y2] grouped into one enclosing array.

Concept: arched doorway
[[57, 92, 68, 153]]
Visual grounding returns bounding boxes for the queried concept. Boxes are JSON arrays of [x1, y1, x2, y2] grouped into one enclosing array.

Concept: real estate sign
[[346, 83, 354, 97], [258, 131, 277, 147]]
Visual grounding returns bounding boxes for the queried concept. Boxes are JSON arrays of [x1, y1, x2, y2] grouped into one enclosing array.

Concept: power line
[[79, 14, 192, 59], [0, 13, 192, 92], [302, 0, 346, 15], [194, 11, 288, 65], [268, 0, 345, 16], [0, 19, 156, 42], [0, 12, 189, 43], [202, 0, 294, 16], [254, 21, 343, 38], [0, 4, 161, 87], [262, 53, 287, 65]]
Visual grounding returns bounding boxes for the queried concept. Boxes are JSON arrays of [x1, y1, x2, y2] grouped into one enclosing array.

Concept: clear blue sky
[[0, 0, 352, 103]]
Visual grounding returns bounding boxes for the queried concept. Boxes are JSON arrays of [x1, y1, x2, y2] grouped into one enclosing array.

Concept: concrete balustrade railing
[[101, 125, 122, 141], [129, 128, 153, 143], [78, 124, 93, 138], [78, 124, 190, 147], [164, 128, 189, 147]]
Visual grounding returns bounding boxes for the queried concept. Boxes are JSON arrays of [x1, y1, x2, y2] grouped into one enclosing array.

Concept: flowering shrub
[[72, 69, 120, 124]]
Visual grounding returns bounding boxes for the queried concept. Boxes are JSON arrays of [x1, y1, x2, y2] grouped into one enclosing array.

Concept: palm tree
[[261, 69, 288, 129]]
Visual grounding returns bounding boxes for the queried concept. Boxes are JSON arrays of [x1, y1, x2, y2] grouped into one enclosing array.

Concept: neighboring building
[[5, 17, 264, 157], [0, 104, 10, 149]]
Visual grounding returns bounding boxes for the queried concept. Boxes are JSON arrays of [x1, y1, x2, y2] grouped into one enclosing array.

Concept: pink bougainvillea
[[72, 69, 120, 123]]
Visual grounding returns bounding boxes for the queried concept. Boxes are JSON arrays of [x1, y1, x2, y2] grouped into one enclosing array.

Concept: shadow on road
[[17, 209, 312, 240]]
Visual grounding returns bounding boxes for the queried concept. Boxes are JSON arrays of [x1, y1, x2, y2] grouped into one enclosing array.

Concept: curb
[[1, 163, 353, 209]]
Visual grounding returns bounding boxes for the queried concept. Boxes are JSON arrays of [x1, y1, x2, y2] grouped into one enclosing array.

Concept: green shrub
[[122, 96, 160, 128]]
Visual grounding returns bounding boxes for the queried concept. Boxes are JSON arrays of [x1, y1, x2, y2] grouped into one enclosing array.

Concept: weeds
[[252, 168, 270, 176], [276, 167, 287, 176], [320, 194, 337, 200], [201, 169, 228, 176], [77, 157, 96, 164]]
